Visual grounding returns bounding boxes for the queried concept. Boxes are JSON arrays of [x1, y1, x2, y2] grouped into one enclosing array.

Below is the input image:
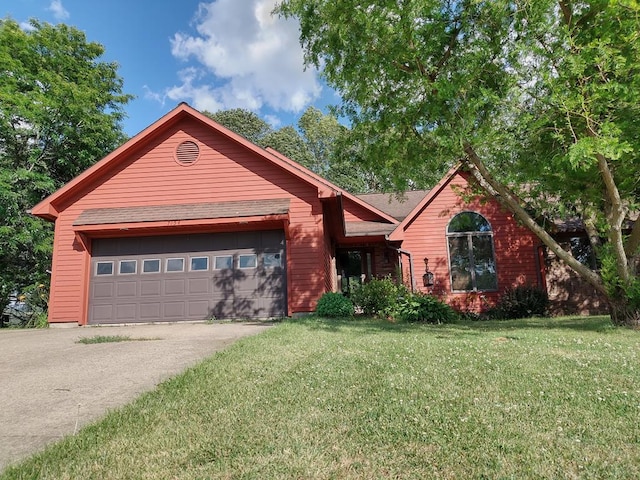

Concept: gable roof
[[31, 103, 395, 225], [387, 164, 462, 241], [357, 190, 429, 221]]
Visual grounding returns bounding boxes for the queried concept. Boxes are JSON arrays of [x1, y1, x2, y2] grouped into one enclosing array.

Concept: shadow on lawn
[[290, 315, 615, 335]]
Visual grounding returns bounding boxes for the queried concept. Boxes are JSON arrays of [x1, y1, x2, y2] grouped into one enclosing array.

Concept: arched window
[[447, 212, 497, 292]]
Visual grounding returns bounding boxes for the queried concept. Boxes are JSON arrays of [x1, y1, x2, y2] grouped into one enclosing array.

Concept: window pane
[[448, 237, 472, 291], [143, 259, 160, 273], [191, 257, 209, 271], [96, 262, 113, 275], [166, 258, 184, 272], [214, 255, 233, 270], [472, 235, 498, 290], [239, 254, 257, 269], [263, 253, 282, 268], [448, 212, 492, 233], [119, 260, 136, 275]]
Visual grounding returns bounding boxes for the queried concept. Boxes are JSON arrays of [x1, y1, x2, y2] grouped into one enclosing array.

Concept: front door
[[336, 249, 373, 295]]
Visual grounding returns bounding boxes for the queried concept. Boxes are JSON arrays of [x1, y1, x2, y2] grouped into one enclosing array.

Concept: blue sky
[[6, 0, 336, 137]]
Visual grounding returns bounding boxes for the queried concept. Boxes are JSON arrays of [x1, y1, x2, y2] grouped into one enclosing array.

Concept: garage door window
[[142, 259, 161, 273], [119, 260, 137, 275], [166, 258, 185, 272], [190, 256, 209, 271], [239, 254, 257, 269], [96, 261, 114, 276], [214, 255, 233, 270], [263, 253, 282, 268]]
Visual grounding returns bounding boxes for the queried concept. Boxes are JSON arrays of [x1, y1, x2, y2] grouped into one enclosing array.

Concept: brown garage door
[[89, 230, 286, 324]]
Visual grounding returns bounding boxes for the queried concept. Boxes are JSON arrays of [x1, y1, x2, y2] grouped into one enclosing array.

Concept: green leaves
[[0, 18, 131, 314], [278, 0, 640, 323]]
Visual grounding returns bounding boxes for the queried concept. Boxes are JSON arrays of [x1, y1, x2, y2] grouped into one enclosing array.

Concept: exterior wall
[[400, 171, 543, 312], [47, 117, 327, 323], [545, 238, 609, 315]]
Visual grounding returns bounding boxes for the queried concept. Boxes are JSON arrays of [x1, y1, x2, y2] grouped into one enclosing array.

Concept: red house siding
[[46, 117, 327, 324], [400, 171, 542, 312]]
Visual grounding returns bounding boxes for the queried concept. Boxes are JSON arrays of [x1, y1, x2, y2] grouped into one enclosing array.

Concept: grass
[[3, 315, 640, 479], [76, 335, 158, 344]]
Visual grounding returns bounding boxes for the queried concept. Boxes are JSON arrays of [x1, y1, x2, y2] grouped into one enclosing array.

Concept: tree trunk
[[608, 295, 640, 328]]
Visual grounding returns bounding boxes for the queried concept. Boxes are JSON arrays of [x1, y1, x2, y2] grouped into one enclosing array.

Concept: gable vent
[[175, 140, 200, 165]]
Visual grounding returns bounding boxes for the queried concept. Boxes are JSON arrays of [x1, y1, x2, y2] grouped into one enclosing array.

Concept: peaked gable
[[32, 103, 392, 222], [388, 164, 462, 241]]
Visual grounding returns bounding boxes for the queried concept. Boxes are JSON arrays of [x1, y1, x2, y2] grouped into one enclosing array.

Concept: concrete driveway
[[0, 322, 272, 471]]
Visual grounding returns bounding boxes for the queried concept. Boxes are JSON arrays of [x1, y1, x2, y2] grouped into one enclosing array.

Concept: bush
[[392, 293, 457, 324], [490, 285, 549, 319], [351, 277, 407, 317], [315, 292, 354, 318]]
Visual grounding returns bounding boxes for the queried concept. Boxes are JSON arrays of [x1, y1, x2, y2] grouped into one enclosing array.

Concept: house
[[32, 103, 551, 325]]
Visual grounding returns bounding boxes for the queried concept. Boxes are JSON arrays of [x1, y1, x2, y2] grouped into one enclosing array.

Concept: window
[[119, 260, 137, 275], [96, 261, 113, 276], [166, 258, 185, 272], [142, 259, 161, 273], [239, 254, 257, 269], [447, 212, 497, 292], [190, 256, 209, 271], [214, 255, 233, 270], [263, 253, 282, 268]]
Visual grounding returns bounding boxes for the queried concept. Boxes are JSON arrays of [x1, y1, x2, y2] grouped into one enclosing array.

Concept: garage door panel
[[116, 281, 137, 297], [141, 280, 161, 296], [188, 278, 210, 294], [116, 303, 137, 320], [89, 231, 286, 323], [164, 302, 185, 318], [140, 303, 161, 319], [188, 300, 210, 317], [164, 279, 186, 295], [93, 283, 114, 298], [92, 304, 113, 322]]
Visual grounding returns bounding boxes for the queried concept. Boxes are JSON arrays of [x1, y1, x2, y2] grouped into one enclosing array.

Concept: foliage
[[392, 292, 457, 324], [1, 283, 49, 328], [350, 276, 407, 317], [0, 18, 132, 316], [489, 285, 550, 320], [315, 292, 354, 318], [276, 1, 640, 325], [204, 106, 382, 192]]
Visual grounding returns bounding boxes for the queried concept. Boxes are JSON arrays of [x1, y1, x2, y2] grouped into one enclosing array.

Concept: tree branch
[[462, 142, 607, 295]]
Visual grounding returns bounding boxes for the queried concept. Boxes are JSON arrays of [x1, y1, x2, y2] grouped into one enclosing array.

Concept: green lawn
[[3, 316, 639, 479]]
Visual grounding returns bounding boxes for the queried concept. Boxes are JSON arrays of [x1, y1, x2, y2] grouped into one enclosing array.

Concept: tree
[[205, 107, 383, 192], [0, 18, 132, 318], [277, 1, 640, 325]]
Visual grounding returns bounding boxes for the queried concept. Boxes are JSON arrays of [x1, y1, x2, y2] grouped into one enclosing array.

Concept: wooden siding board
[[46, 117, 327, 323]]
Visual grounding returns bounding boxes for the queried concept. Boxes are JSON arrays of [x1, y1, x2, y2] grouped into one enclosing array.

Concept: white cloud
[[47, 0, 69, 21], [167, 0, 322, 114]]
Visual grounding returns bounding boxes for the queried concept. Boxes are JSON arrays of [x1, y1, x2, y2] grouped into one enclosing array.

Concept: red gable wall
[[46, 117, 327, 323], [399, 171, 543, 312]]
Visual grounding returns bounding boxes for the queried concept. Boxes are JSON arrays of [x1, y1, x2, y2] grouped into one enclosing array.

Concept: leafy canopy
[[277, 0, 640, 324], [0, 18, 132, 313]]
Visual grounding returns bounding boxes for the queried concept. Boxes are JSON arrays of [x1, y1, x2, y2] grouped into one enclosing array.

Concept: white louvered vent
[[175, 140, 200, 165]]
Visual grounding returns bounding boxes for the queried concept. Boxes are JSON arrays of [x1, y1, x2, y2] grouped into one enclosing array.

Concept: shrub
[[491, 285, 549, 319], [315, 292, 354, 318], [351, 277, 408, 317], [393, 293, 457, 324]]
